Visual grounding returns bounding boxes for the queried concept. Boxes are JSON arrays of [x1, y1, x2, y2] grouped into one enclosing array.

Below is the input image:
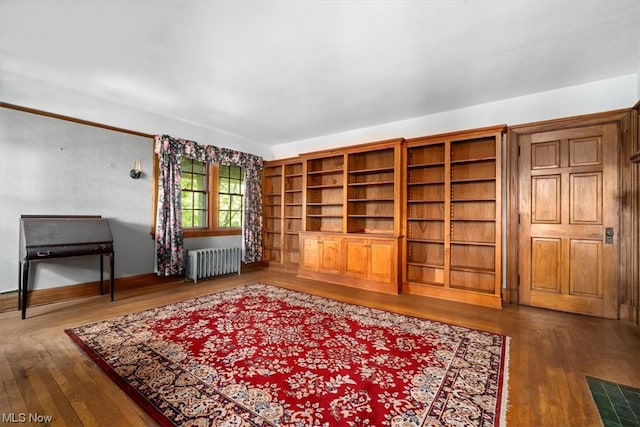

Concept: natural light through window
[[181, 158, 244, 233]]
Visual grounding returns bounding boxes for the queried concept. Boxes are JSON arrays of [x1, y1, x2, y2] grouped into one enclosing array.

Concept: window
[[181, 158, 207, 228], [217, 164, 244, 228], [180, 158, 244, 237]]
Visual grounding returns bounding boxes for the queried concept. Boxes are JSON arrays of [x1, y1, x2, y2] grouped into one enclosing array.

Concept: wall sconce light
[[129, 160, 142, 179]]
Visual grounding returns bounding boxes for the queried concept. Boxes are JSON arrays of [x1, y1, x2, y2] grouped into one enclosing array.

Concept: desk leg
[[100, 256, 104, 295], [18, 262, 22, 311], [21, 261, 29, 320], [109, 252, 115, 302]]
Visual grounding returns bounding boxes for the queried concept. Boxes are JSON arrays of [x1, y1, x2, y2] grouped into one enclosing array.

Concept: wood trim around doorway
[[507, 108, 638, 324]]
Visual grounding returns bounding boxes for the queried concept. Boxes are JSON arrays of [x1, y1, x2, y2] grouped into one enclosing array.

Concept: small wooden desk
[[19, 215, 114, 319]]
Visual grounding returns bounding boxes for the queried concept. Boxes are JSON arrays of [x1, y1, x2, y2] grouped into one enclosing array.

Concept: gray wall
[[0, 107, 156, 293]]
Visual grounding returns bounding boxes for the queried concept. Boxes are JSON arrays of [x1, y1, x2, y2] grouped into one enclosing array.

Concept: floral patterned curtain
[[155, 145, 184, 275], [154, 135, 264, 275]]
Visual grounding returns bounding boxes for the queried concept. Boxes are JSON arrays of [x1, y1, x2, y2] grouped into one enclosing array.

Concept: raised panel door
[[319, 237, 341, 274], [344, 238, 368, 279], [368, 239, 394, 283], [300, 235, 320, 271], [519, 124, 618, 318]]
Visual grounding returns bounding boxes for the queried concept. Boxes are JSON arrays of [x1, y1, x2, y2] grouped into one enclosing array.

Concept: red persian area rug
[[66, 283, 509, 426]]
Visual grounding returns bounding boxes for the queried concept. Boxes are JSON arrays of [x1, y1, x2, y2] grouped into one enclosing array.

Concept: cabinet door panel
[[320, 238, 341, 274], [344, 239, 367, 278], [300, 236, 320, 271], [369, 240, 394, 283]]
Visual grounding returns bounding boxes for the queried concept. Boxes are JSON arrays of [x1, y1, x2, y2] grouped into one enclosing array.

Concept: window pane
[[230, 166, 241, 179], [182, 210, 193, 228], [194, 192, 206, 209], [230, 181, 241, 194], [192, 161, 206, 174], [219, 179, 229, 193], [219, 211, 230, 228], [180, 161, 209, 230], [193, 210, 206, 228], [181, 158, 192, 172], [181, 174, 193, 190], [230, 211, 242, 228], [219, 165, 230, 178], [219, 194, 230, 209], [231, 195, 242, 210], [192, 175, 205, 191], [182, 191, 193, 209]]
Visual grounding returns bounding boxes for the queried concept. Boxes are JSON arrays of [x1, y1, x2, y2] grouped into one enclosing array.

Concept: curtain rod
[[0, 102, 155, 139]]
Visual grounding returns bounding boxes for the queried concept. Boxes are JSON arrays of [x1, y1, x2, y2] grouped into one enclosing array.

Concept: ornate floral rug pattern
[[66, 283, 510, 426]]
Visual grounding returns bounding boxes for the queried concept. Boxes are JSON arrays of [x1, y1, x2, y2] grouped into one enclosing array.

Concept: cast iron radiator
[[187, 247, 242, 283]]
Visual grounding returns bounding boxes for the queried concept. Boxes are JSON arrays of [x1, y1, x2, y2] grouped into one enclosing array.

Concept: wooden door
[[344, 238, 368, 280], [368, 239, 394, 284], [319, 236, 341, 274], [300, 234, 320, 272], [518, 124, 619, 318]]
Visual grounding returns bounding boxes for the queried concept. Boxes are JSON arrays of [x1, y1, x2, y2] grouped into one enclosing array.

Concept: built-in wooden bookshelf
[[264, 131, 502, 306], [305, 154, 345, 233], [283, 162, 304, 265], [298, 139, 403, 294], [262, 158, 303, 269], [403, 126, 505, 308], [347, 147, 397, 234], [405, 142, 446, 287]]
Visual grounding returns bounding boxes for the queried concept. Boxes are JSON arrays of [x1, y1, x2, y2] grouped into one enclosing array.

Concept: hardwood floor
[[1, 269, 638, 426]]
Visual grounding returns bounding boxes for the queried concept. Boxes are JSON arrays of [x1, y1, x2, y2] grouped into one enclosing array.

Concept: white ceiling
[[1, 1, 638, 146]]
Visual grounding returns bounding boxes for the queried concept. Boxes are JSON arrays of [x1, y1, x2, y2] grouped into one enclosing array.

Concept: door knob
[[605, 227, 614, 244]]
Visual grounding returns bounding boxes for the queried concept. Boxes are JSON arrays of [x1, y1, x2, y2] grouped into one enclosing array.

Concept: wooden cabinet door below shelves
[[300, 235, 341, 274], [319, 237, 341, 274], [368, 239, 394, 283], [344, 238, 368, 280], [344, 238, 394, 283], [300, 235, 320, 272]]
